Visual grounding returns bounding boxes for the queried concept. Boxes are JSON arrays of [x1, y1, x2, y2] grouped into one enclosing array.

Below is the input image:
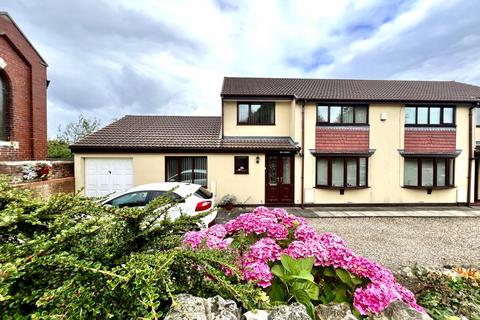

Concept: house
[[71, 77, 480, 206], [0, 12, 48, 160]]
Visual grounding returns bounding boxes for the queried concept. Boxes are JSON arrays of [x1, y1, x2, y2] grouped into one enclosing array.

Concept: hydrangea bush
[[183, 207, 424, 318]]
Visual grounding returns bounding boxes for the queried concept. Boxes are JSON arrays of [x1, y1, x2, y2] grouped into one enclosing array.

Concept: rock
[[268, 303, 311, 320], [315, 303, 357, 320], [164, 294, 240, 320], [242, 310, 269, 320], [372, 301, 432, 320]]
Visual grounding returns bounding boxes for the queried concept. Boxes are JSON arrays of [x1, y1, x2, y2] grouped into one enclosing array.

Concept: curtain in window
[[421, 159, 434, 186], [238, 104, 249, 123], [405, 107, 416, 124], [317, 106, 328, 122], [316, 159, 328, 185], [404, 158, 418, 186], [359, 158, 367, 186], [330, 107, 342, 123], [332, 158, 344, 187], [346, 159, 357, 186], [194, 157, 207, 186], [444, 108, 454, 124], [436, 159, 446, 186], [166, 158, 178, 182], [342, 107, 354, 123], [355, 106, 367, 123], [181, 157, 193, 183], [449, 159, 454, 185]]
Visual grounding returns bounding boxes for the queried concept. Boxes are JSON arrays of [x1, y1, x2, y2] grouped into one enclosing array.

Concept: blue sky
[[1, 0, 480, 136]]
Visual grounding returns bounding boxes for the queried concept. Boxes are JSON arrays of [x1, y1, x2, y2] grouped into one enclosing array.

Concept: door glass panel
[[268, 157, 277, 186], [316, 158, 328, 185], [342, 106, 354, 123], [359, 158, 367, 186], [430, 107, 440, 124], [404, 158, 418, 186], [282, 157, 290, 184], [421, 159, 434, 186], [436, 159, 446, 187], [417, 107, 428, 124], [346, 159, 357, 187], [332, 158, 344, 187], [405, 107, 416, 124], [166, 158, 178, 182], [330, 106, 342, 123]]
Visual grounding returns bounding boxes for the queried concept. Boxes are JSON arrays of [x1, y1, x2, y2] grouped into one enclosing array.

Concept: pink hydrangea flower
[[243, 260, 273, 288], [266, 223, 289, 240], [182, 230, 207, 249], [294, 224, 320, 242], [354, 282, 399, 315], [249, 238, 282, 262]]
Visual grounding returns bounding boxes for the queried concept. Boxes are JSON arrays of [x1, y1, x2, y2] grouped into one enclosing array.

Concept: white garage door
[[85, 158, 133, 197]]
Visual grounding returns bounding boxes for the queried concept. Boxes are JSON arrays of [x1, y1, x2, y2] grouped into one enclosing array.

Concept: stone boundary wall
[[15, 177, 75, 198]]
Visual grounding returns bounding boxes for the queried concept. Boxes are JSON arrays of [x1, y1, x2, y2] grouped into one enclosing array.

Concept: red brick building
[[0, 12, 48, 160]]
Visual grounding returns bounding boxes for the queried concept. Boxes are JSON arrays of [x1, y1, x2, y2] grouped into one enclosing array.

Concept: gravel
[[308, 217, 480, 270]]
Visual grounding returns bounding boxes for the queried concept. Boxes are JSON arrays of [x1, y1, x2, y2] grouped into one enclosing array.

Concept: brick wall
[[315, 126, 370, 152], [0, 160, 74, 183], [404, 127, 456, 152], [0, 13, 47, 161], [16, 177, 75, 199]]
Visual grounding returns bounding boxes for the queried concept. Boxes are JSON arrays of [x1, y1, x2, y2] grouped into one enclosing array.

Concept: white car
[[102, 182, 217, 227]]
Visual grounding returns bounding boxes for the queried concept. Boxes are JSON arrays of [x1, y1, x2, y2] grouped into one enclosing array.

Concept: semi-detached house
[[71, 77, 480, 206]]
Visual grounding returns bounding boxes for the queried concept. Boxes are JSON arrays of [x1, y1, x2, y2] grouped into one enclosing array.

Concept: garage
[[84, 158, 133, 197]]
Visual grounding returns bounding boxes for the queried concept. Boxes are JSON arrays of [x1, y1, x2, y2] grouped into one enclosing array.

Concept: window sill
[[314, 186, 369, 190], [404, 124, 456, 128], [234, 171, 249, 175], [316, 123, 369, 127], [237, 123, 276, 126], [402, 185, 456, 190]]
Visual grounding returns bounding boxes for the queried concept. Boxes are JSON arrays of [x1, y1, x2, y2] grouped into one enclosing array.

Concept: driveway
[[216, 207, 480, 269]]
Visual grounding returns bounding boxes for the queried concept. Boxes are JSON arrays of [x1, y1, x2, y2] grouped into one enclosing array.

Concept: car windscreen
[[194, 186, 213, 199]]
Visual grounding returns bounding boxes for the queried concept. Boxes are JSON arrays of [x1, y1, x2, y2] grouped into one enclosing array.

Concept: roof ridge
[[223, 76, 457, 83], [124, 115, 221, 118]]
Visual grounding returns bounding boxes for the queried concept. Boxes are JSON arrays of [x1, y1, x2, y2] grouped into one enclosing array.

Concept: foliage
[[56, 114, 101, 144], [218, 194, 238, 206], [22, 162, 53, 181], [47, 139, 73, 159], [183, 207, 423, 319], [397, 266, 480, 320], [0, 176, 264, 318]]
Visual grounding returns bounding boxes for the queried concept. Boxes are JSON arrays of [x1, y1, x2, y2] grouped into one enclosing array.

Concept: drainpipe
[[301, 100, 306, 209], [221, 97, 224, 139], [468, 102, 480, 206]]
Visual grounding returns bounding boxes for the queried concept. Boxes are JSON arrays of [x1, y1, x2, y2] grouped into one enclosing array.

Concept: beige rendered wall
[[223, 100, 293, 137], [74, 153, 267, 204], [301, 102, 473, 204]]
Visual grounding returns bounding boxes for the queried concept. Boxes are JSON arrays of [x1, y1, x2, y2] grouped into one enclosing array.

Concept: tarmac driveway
[[215, 208, 480, 269]]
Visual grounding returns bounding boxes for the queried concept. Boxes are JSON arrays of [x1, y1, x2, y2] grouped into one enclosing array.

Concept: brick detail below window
[[315, 127, 369, 152], [404, 128, 456, 152]]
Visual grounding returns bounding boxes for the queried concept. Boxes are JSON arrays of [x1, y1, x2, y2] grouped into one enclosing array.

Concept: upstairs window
[[317, 105, 368, 125], [404, 158, 454, 188], [405, 106, 455, 126], [237, 102, 275, 125], [477, 108, 480, 126], [316, 157, 368, 188]]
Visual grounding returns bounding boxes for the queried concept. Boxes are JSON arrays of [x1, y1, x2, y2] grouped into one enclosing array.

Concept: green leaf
[[293, 289, 316, 320], [333, 283, 348, 303], [335, 268, 354, 288], [267, 279, 287, 303], [280, 255, 314, 274], [323, 267, 336, 277], [292, 280, 319, 300], [271, 264, 285, 278], [288, 270, 315, 282]]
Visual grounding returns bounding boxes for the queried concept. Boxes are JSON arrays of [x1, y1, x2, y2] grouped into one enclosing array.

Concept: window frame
[[315, 156, 369, 189], [403, 157, 455, 188], [316, 104, 369, 126], [476, 107, 480, 127], [237, 102, 275, 125], [234, 155, 249, 174], [404, 105, 456, 127], [165, 156, 208, 187], [0, 71, 11, 141]]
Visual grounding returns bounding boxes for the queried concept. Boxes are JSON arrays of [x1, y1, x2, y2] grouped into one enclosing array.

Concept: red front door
[[266, 155, 294, 204]]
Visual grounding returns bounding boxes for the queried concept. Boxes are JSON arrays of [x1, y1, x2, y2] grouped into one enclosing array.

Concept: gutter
[[467, 101, 480, 206], [301, 100, 306, 209]]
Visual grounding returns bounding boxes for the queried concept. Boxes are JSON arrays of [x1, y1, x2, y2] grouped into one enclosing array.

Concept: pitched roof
[[70, 115, 299, 152], [221, 77, 480, 103]]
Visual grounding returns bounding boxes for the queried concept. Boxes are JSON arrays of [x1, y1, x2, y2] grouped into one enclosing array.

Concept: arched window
[[0, 72, 8, 140]]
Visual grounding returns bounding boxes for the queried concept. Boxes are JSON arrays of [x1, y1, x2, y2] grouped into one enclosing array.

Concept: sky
[[1, 0, 480, 137]]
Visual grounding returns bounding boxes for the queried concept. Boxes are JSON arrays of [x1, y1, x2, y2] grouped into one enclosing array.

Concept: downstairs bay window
[[403, 158, 454, 188], [316, 157, 368, 188]]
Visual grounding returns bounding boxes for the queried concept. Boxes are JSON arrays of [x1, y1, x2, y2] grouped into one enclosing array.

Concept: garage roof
[[70, 115, 299, 152]]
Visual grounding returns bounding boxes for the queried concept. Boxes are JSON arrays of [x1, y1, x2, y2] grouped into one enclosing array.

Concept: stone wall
[[15, 177, 75, 199]]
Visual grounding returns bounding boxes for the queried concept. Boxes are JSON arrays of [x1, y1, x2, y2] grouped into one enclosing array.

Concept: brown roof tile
[[221, 77, 480, 102], [70, 115, 299, 152]]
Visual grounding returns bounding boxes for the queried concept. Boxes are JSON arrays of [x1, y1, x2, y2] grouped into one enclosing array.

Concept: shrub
[[397, 266, 480, 320], [47, 139, 73, 159], [0, 177, 264, 318], [183, 207, 424, 319]]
